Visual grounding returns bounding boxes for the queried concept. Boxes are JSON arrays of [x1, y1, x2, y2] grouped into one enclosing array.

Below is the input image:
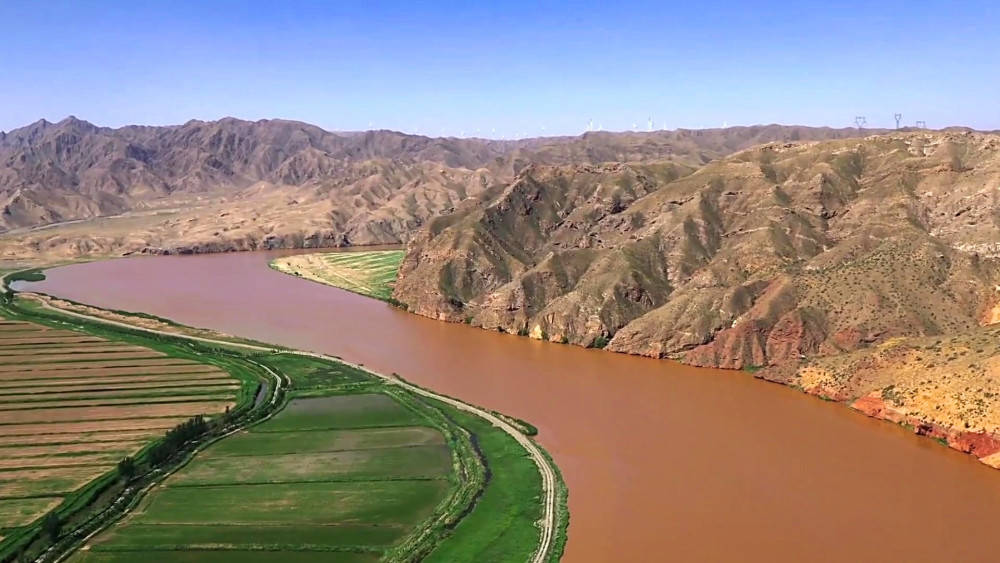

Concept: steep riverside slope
[[393, 130, 1000, 465]]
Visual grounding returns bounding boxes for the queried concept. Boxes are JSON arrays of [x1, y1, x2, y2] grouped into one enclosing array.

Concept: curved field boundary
[[40, 353, 288, 563], [6, 276, 559, 563], [0, 275, 285, 562]]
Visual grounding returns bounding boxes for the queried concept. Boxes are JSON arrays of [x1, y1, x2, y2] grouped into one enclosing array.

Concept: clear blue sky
[[1, 0, 997, 137]]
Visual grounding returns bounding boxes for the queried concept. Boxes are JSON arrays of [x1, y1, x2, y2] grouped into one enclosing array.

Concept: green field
[[0, 298, 273, 563], [75, 392, 456, 560], [270, 250, 404, 300], [204, 426, 444, 456], [126, 480, 448, 526], [260, 353, 370, 392], [254, 394, 426, 432], [425, 407, 551, 562], [0, 318, 245, 541], [3, 269, 567, 563]]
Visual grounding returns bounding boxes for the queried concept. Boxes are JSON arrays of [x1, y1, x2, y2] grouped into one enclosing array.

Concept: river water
[[21, 250, 1000, 562]]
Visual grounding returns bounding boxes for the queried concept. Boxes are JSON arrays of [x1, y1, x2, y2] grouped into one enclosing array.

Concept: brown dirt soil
[[0, 324, 43, 332], [0, 381, 239, 398], [0, 329, 134, 347], [0, 358, 205, 374], [1, 440, 147, 458], [0, 430, 160, 447], [0, 417, 190, 437], [0, 466, 117, 496], [0, 371, 229, 388], [0, 319, 236, 500], [0, 335, 104, 345], [0, 452, 125, 470], [0, 345, 148, 356], [0, 393, 236, 411], [0, 358, 203, 378], [0, 351, 165, 365], [0, 401, 235, 425], [0, 338, 135, 347], [0, 364, 220, 381]]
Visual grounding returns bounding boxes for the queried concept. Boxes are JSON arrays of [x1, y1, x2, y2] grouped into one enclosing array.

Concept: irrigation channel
[[0, 272, 560, 563], [19, 250, 1000, 562]]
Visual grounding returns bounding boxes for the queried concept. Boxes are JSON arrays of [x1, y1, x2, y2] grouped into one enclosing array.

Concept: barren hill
[[396, 131, 1000, 357], [392, 130, 1000, 465], [0, 117, 879, 260]]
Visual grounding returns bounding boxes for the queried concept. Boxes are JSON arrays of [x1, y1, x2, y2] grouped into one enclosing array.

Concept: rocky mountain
[[0, 117, 883, 259], [0, 116, 516, 233], [396, 131, 1000, 359], [392, 130, 1000, 463]]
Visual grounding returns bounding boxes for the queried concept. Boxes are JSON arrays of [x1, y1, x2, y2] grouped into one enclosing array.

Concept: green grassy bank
[[0, 297, 272, 563], [2, 268, 568, 562], [269, 250, 404, 301]]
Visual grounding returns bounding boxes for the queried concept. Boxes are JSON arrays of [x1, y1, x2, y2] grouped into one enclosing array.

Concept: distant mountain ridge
[[0, 116, 887, 234]]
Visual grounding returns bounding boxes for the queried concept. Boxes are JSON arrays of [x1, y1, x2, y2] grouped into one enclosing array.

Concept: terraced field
[[74, 392, 454, 561], [0, 319, 238, 536], [270, 250, 404, 300]]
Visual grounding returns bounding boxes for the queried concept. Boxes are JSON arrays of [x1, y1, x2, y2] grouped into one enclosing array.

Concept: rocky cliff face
[[761, 324, 1000, 468], [393, 137, 999, 379], [393, 129, 1000, 464], [396, 132, 1000, 357]]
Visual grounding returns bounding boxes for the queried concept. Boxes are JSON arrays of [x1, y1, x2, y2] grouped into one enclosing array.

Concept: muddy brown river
[[21, 250, 1000, 562]]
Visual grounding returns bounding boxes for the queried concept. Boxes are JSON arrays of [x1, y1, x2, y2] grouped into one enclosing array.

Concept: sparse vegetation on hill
[[0, 118, 881, 263], [391, 130, 1000, 467]]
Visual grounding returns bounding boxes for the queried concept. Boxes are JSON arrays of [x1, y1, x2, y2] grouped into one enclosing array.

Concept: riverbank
[[23, 251, 1000, 562], [0, 282, 281, 563], [270, 250, 404, 302], [2, 271, 567, 562], [271, 249, 1000, 474]]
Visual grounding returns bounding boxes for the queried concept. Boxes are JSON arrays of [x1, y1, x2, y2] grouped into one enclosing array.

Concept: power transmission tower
[[915, 120, 927, 129], [854, 116, 867, 132], [894, 113, 902, 129]]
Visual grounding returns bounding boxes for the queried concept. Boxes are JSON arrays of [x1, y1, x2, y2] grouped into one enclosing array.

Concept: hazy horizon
[[2, 114, 987, 142], [2, 1, 998, 138]]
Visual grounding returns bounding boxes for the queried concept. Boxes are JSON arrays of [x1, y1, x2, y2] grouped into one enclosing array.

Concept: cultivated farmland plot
[[0, 290, 563, 562], [270, 250, 404, 300], [74, 394, 454, 561], [0, 320, 239, 534]]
